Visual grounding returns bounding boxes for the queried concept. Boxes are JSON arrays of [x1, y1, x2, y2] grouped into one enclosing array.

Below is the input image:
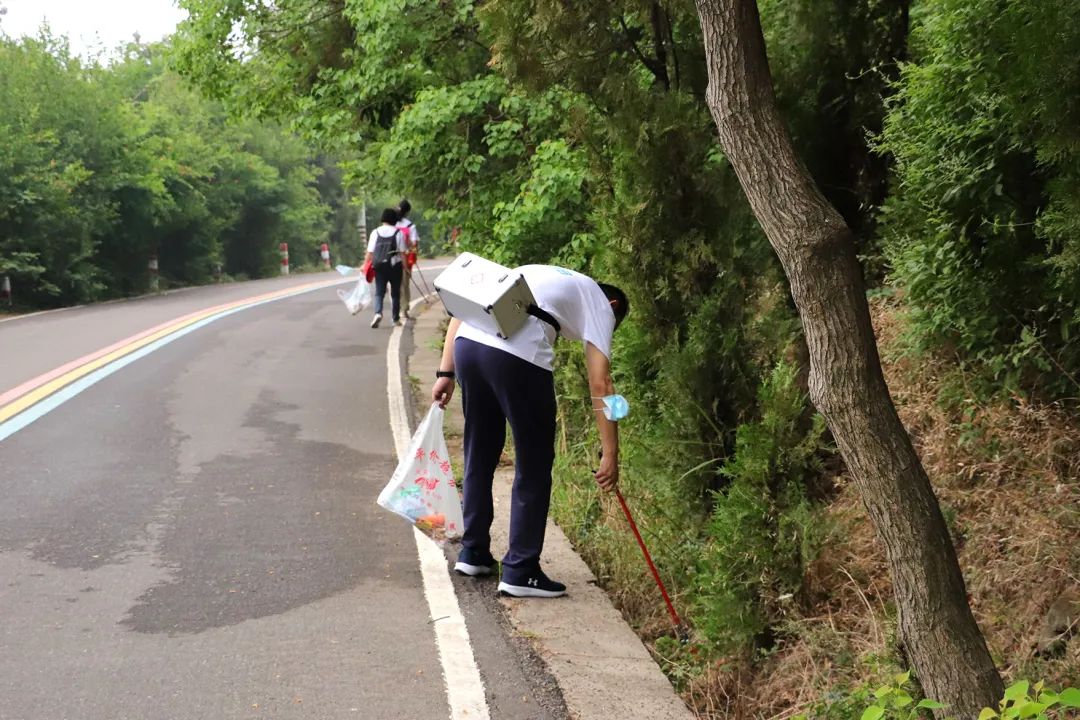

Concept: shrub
[[692, 362, 828, 653]]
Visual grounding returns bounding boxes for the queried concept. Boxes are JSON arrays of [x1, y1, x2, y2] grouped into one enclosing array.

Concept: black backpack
[[373, 229, 398, 266]]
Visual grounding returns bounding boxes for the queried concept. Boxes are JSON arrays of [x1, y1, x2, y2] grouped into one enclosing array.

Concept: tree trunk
[[692, 0, 1004, 716]]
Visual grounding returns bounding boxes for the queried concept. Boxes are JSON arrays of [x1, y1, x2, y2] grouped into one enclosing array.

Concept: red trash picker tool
[[613, 487, 689, 642]]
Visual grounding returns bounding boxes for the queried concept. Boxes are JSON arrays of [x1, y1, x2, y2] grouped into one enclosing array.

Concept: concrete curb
[[407, 301, 696, 720]]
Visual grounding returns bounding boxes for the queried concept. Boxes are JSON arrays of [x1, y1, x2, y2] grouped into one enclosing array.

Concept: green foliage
[[0, 34, 345, 308], [376, 76, 587, 263], [0, 35, 124, 302], [855, 671, 945, 720], [760, 0, 909, 256], [173, 0, 489, 145], [799, 675, 1080, 720], [692, 362, 827, 653], [877, 0, 1080, 396], [980, 680, 1080, 720]]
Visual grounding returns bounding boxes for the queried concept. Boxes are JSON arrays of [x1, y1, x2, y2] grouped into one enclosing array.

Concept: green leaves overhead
[[174, 0, 488, 143]]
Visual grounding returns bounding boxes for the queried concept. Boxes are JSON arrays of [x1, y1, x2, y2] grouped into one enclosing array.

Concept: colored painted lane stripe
[[0, 277, 352, 441], [0, 277, 349, 413], [0, 304, 244, 408]]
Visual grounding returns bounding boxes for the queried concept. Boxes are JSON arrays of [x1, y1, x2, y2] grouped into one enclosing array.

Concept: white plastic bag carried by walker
[[337, 277, 373, 315], [377, 404, 464, 544]]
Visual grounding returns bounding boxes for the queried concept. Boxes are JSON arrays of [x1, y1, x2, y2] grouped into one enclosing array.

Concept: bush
[[692, 362, 828, 653], [877, 0, 1080, 397], [799, 674, 1080, 720]]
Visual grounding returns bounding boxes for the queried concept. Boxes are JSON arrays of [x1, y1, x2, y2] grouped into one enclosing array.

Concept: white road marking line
[[386, 292, 490, 720]]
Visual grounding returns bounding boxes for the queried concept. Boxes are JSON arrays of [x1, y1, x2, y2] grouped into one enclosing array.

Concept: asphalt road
[[0, 269, 564, 720]]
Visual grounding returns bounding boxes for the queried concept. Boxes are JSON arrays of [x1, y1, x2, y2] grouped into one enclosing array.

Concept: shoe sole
[[497, 581, 566, 598], [454, 561, 497, 577]]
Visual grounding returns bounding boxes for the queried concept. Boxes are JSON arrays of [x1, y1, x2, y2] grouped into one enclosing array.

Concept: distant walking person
[[366, 208, 408, 328], [397, 199, 420, 319]]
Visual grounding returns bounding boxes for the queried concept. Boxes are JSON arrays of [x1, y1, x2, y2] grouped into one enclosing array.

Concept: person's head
[[398, 199, 411, 218], [598, 283, 629, 329], [380, 207, 400, 226]]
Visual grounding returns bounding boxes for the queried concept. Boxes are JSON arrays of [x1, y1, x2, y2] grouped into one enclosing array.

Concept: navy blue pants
[[373, 262, 402, 320], [455, 338, 556, 573]]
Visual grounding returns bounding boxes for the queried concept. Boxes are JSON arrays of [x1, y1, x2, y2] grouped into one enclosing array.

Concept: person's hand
[[432, 377, 455, 408], [594, 452, 619, 492]]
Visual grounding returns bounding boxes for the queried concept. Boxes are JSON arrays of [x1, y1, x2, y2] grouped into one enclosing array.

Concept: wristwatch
[[436, 370, 455, 379]]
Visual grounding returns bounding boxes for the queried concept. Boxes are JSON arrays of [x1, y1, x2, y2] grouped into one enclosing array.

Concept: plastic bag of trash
[[377, 404, 463, 544], [335, 264, 356, 276], [337, 277, 373, 315]]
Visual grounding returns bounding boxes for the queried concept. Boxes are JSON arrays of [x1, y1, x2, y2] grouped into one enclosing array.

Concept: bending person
[[431, 266, 628, 597]]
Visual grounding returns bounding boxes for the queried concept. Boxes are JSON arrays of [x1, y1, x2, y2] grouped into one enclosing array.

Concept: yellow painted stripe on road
[[0, 278, 343, 425], [0, 311, 214, 424]]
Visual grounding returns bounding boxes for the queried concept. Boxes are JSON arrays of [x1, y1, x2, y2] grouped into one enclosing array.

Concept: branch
[[649, 2, 671, 91], [665, 7, 681, 91], [617, 15, 667, 87], [256, 5, 345, 43]]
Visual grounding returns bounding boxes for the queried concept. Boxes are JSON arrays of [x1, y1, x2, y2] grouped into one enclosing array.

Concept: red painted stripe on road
[[0, 276, 346, 408]]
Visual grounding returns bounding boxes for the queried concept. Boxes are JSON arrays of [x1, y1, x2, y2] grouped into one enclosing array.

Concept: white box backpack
[[433, 253, 560, 339]]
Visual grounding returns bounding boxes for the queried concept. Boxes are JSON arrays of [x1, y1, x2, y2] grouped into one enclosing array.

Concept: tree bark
[[692, 0, 1004, 716]]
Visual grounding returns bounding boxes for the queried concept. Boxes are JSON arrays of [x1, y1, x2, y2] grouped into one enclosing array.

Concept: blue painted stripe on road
[[0, 281, 348, 442]]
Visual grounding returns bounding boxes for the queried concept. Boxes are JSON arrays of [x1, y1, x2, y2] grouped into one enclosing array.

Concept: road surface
[[0, 268, 563, 720]]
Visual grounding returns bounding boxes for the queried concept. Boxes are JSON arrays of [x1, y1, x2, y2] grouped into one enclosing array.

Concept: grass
[[551, 294, 1080, 719]]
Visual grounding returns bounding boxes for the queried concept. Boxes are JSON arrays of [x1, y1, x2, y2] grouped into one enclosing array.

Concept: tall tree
[[692, 0, 1004, 715]]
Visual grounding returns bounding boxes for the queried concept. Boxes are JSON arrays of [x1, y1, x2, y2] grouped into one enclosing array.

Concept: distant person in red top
[[396, 199, 420, 320]]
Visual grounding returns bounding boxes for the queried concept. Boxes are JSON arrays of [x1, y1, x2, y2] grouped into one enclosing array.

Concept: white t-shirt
[[367, 226, 407, 266], [396, 218, 419, 249], [455, 265, 616, 371]]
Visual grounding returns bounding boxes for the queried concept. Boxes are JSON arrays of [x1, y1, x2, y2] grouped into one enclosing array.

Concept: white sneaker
[[370, 313, 382, 328]]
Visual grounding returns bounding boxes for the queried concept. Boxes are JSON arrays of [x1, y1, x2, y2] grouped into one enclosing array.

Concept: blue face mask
[[592, 394, 629, 421]]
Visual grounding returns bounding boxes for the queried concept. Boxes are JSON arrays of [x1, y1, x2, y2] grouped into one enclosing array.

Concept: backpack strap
[[526, 304, 561, 335]]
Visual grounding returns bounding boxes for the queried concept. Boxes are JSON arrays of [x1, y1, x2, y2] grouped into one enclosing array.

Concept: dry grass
[[676, 295, 1080, 718], [872, 297, 1080, 682]]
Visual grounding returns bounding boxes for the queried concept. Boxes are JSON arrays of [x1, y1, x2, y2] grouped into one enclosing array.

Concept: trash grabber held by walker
[[614, 488, 688, 640], [413, 262, 434, 297], [410, 273, 432, 305]]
